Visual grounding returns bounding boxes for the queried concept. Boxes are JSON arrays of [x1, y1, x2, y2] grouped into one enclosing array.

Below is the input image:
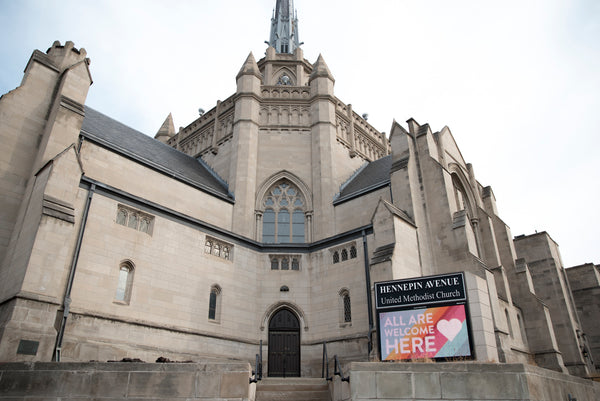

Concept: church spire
[[268, 0, 301, 54]]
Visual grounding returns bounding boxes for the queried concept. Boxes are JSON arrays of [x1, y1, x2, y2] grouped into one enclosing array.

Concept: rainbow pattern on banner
[[379, 304, 471, 360]]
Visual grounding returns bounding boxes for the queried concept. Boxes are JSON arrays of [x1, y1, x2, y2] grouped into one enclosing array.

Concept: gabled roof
[[334, 155, 392, 205], [80, 106, 233, 202]]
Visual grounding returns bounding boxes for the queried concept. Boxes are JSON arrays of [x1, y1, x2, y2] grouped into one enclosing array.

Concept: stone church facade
[[0, 0, 598, 382]]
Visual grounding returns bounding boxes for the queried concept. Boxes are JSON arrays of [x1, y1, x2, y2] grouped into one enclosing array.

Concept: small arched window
[[339, 289, 352, 325], [343, 293, 352, 322], [115, 261, 134, 304], [333, 251, 340, 264], [116, 208, 128, 225], [350, 246, 357, 259], [127, 213, 138, 229], [341, 249, 348, 261], [208, 285, 222, 322]]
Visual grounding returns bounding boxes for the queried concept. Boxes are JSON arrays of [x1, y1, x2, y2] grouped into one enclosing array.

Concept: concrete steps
[[256, 378, 330, 401]]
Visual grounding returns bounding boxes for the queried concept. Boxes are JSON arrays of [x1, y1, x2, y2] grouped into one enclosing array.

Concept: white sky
[[1, 0, 598, 267]]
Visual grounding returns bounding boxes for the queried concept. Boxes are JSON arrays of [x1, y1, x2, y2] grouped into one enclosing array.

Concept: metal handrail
[[322, 342, 349, 383], [322, 342, 332, 381], [334, 355, 350, 383], [249, 340, 263, 384]]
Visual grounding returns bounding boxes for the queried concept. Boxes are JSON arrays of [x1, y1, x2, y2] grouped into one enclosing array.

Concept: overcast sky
[[1, 0, 598, 267]]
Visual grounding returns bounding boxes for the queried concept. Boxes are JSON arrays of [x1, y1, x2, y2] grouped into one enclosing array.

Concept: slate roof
[[80, 106, 233, 202], [334, 155, 392, 204]]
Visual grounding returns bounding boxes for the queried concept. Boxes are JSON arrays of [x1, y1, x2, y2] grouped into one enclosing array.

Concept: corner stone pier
[[338, 362, 600, 401], [0, 361, 252, 400]]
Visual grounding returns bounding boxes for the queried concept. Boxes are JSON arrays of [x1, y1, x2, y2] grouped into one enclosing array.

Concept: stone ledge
[[345, 362, 600, 401], [0, 361, 252, 400]]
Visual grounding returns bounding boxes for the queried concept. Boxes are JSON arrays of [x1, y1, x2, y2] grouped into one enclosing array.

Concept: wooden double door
[[268, 308, 300, 377]]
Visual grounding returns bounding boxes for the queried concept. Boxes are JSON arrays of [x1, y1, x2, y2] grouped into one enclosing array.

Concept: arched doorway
[[268, 308, 300, 377]]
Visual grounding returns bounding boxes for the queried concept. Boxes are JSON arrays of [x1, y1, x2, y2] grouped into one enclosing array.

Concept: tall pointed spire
[[268, 0, 301, 54]]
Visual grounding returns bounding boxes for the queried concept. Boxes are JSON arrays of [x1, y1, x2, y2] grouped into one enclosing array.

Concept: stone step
[[256, 378, 330, 401]]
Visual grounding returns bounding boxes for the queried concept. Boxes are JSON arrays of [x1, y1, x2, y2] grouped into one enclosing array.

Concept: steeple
[[268, 0, 301, 54]]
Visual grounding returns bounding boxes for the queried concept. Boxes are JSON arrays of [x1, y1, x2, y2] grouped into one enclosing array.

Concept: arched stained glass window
[[261, 180, 306, 244]]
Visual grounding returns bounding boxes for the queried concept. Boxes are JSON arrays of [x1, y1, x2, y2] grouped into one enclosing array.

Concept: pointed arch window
[[350, 246, 357, 259], [208, 285, 222, 322], [115, 261, 134, 304], [261, 180, 306, 244], [451, 173, 481, 258], [339, 289, 352, 325]]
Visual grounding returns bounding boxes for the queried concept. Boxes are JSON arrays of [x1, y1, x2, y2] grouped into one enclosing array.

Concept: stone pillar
[[308, 54, 336, 240], [229, 53, 262, 237]]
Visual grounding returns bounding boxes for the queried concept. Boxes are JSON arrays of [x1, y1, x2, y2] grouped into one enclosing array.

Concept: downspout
[[362, 229, 374, 357], [53, 182, 95, 361]]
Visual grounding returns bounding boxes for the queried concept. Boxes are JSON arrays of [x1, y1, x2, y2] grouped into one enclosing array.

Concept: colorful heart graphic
[[437, 318, 462, 341]]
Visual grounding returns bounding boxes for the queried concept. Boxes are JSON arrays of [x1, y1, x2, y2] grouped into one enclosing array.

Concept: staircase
[[256, 378, 330, 401]]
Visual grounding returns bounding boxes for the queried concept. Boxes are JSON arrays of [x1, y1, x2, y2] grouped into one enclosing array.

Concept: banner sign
[[375, 272, 466, 310], [375, 272, 472, 361], [379, 304, 471, 360]]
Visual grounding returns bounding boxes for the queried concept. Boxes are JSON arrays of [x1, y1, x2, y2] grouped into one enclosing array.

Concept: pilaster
[[308, 54, 336, 240], [229, 53, 262, 237]]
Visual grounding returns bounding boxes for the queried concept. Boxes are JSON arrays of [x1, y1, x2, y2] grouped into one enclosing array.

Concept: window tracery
[[116, 205, 154, 235], [205, 236, 233, 261], [270, 255, 301, 271], [262, 180, 305, 243], [332, 242, 358, 264]]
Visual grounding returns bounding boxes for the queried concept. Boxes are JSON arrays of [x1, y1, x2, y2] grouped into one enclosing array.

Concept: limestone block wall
[[334, 188, 391, 234], [79, 142, 233, 229], [514, 233, 592, 376], [0, 361, 253, 400], [342, 362, 600, 401], [67, 193, 262, 349], [566, 263, 600, 369]]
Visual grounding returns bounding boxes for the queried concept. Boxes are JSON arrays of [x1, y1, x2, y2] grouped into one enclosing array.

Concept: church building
[[1, 0, 599, 386]]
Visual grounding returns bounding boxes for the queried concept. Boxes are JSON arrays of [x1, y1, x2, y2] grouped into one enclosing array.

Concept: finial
[[154, 113, 175, 141], [309, 54, 334, 82], [237, 52, 262, 80]]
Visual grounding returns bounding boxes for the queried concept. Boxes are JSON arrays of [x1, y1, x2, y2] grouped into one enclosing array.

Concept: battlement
[[45, 40, 89, 71]]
